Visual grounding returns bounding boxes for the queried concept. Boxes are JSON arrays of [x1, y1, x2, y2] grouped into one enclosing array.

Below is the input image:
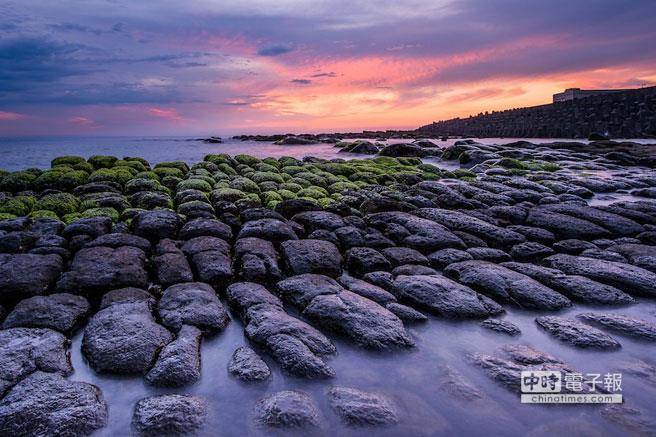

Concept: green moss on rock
[[35, 192, 80, 217], [0, 171, 38, 192]]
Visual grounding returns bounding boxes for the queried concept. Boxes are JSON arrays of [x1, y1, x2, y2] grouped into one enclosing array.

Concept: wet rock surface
[[145, 324, 202, 386], [132, 394, 207, 435], [535, 316, 622, 349], [253, 390, 323, 429], [228, 346, 271, 382], [327, 386, 399, 427], [158, 282, 230, 334], [577, 312, 656, 341], [2, 293, 89, 333]]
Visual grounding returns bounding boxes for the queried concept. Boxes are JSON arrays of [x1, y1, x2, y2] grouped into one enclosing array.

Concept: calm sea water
[[1, 136, 654, 171]]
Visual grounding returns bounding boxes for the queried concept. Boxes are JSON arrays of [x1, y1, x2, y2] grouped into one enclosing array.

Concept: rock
[[379, 143, 431, 157], [253, 390, 322, 429], [179, 218, 232, 241], [436, 365, 484, 402], [385, 303, 428, 322], [274, 199, 322, 219], [535, 316, 621, 349], [546, 253, 656, 297], [427, 248, 473, 269], [510, 242, 555, 261], [63, 216, 112, 239], [0, 254, 63, 304], [158, 282, 229, 334], [228, 346, 271, 382], [337, 274, 397, 304], [82, 301, 173, 374], [277, 274, 343, 307], [391, 264, 438, 276], [415, 208, 525, 248], [0, 371, 107, 436], [327, 386, 399, 427], [132, 394, 207, 435], [281, 239, 342, 277], [56, 246, 148, 295], [480, 319, 521, 336], [392, 274, 502, 318], [577, 313, 656, 341], [181, 236, 233, 286], [552, 239, 598, 254], [526, 208, 611, 240], [2, 293, 89, 333], [507, 225, 555, 244], [501, 262, 634, 305], [86, 232, 151, 253], [345, 247, 391, 276], [292, 211, 346, 232], [237, 218, 298, 244], [608, 243, 656, 273], [466, 247, 511, 263], [145, 325, 202, 387], [539, 203, 643, 237], [234, 237, 282, 283], [580, 248, 627, 262], [303, 290, 414, 350], [131, 209, 182, 241], [381, 246, 428, 266], [100, 287, 156, 310], [444, 261, 571, 310], [152, 239, 194, 287], [0, 328, 72, 395], [600, 404, 656, 435]]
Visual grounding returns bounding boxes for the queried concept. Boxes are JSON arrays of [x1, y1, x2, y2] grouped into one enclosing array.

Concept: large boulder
[[327, 386, 399, 427], [145, 324, 202, 387], [158, 282, 230, 334], [151, 239, 194, 287], [444, 261, 571, 310], [237, 218, 298, 244], [393, 274, 502, 318], [0, 254, 63, 304], [538, 203, 643, 237], [99, 287, 155, 310], [234, 237, 282, 283], [228, 346, 271, 382], [0, 328, 72, 396], [132, 394, 207, 435], [2, 293, 89, 333], [546, 254, 656, 297], [345, 247, 391, 276], [535, 316, 621, 349], [0, 371, 107, 436], [526, 208, 611, 240], [181, 236, 233, 286], [577, 313, 656, 341], [179, 218, 232, 241], [82, 301, 173, 374], [131, 209, 182, 241], [253, 390, 323, 429], [56, 246, 148, 295], [281, 239, 343, 277]]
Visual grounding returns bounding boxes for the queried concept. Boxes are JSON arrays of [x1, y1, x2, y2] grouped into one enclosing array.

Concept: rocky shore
[[1, 138, 656, 435]]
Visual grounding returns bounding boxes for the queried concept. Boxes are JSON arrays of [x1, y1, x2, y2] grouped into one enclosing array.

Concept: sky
[[1, 0, 655, 136]]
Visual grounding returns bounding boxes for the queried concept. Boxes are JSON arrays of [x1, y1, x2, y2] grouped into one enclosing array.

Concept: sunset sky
[[1, 0, 655, 136]]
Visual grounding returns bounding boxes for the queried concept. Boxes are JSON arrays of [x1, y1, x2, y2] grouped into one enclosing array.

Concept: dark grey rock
[[385, 302, 428, 322], [100, 287, 156, 310], [539, 203, 644, 237], [327, 386, 399, 427], [152, 239, 194, 287], [0, 328, 72, 396], [510, 241, 555, 261], [253, 390, 322, 429], [466, 247, 511, 263], [281, 239, 343, 277], [181, 236, 233, 286], [480, 319, 521, 336], [577, 313, 656, 341], [553, 239, 598, 254], [145, 324, 202, 386], [0, 254, 63, 304], [179, 218, 232, 241], [86, 232, 151, 253], [391, 264, 438, 276], [0, 371, 107, 437], [427, 248, 473, 269], [527, 208, 610, 240], [507, 225, 555, 244], [82, 301, 173, 374], [346, 247, 391, 276], [237, 218, 298, 243], [292, 211, 346, 232], [131, 209, 182, 241], [3, 293, 89, 333], [381, 246, 428, 267], [536, 316, 621, 349], [277, 274, 344, 307], [234, 237, 282, 283], [228, 346, 271, 382], [158, 282, 229, 334], [63, 216, 112, 239], [338, 274, 397, 304], [133, 394, 207, 435]]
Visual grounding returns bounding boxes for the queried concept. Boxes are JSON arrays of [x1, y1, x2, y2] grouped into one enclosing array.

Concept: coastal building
[[552, 87, 633, 103]]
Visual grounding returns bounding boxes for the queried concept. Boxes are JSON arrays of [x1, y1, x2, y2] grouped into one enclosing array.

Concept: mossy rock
[[278, 156, 301, 167], [211, 171, 230, 182], [328, 181, 358, 193], [88, 155, 118, 169], [281, 165, 305, 176], [204, 154, 232, 165], [372, 156, 400, 166], [177, 178, 213, 193], [213, 181, 230, 189], [251, 171, 284, 184], [262, 191, 283, 204], [35, 169, 88, 192], [191, 162, 218, 173], [88, 168, 136, 186], [258, 181, 279, 192], [123, 157, 150, 168], [245, 193, 262, 205], [121, 208, 146, 221], [279, 182, 302, 193], [115, 159, 147, 172], [0, 171, 38, 192], [72, 162, 94, 173], [80, 207, 120, 221], [255, 163, 279, 173], [290, 177, 312, 188], [51, 156, 86, 167], [154, 166, 184, 179], [398, 157, 422, 166], [161, 176, 182, 191], [277, 189, 297, 200], [134, 171, 160, 181], [541, 162, 560, 172], [297, 186, 329, 199], [28, 210, 61, 221], [129, 191, 173, 210], [293, 172, 326, 187], [217, 163, 237, 176], [126, 178, 169, 194], [210, 188, 248, 203], [262, 157, 279, 168], [62, 213, 83, 224], [234, 154, 261, 166], [0, 212, 17, 221], [35, 192, 80, 217], [229, 177, 260, 194], [155, 161, 190, 174], [497, 158, 528, 170], [0, 196, 36, 216], [79, 192, 130, 212]]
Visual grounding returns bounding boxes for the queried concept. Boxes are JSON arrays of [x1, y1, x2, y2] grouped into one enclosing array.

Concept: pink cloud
[[68, 116, 101, 128], [0, 111, 27, 121], [147, 107, 184, 121]]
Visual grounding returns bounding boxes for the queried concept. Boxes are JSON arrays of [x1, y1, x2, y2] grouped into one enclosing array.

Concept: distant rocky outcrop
[[418, 86, 656, 139]]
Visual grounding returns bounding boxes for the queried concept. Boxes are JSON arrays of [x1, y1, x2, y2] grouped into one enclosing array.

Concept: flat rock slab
[[82, 301, 173, 374], [234, 237, 282, 283], [145, 325, 202, 387], [237, 218, 298, 243], [2, 293, 89, 333], [444, 260, 571, 310], [0, 327, 72, 396], [131, 209, 182, 241], [546, 254, 656, 297], [327, 386, 399, 427], [338, 274, 397, 305], [100, 287, 156, 310], [345, 247, 391, 276], [480, 319, 521, 336], [536, 316, 622, 349], [179, 218, 232, 241], [158, 282, 230, 334], [0, 253, 63, 303], [253, 390, 323, 429], [281, 239, 343, 277], [228, 346, 271, 382], [577, 313, 656, 341], [385, 302, 428, 323], [0, 371, 108, 436], [393, 274, 502, 318], [152, 239, 194, 287], [133, 394, 207, 435], [56, 246, 148, 295], [181, 236, 233, 286], [526, 208, 611, 240]]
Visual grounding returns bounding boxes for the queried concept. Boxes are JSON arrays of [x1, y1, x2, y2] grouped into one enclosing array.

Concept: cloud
[[311, 72, 337, 78], [0, 111, 27, 121], [147, 107, 183, 121], [256, 44, 292, 56], [290, 79, 311, 85]]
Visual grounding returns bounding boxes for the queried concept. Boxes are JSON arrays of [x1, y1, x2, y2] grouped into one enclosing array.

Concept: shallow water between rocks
[[68, 295, 656, 436]]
